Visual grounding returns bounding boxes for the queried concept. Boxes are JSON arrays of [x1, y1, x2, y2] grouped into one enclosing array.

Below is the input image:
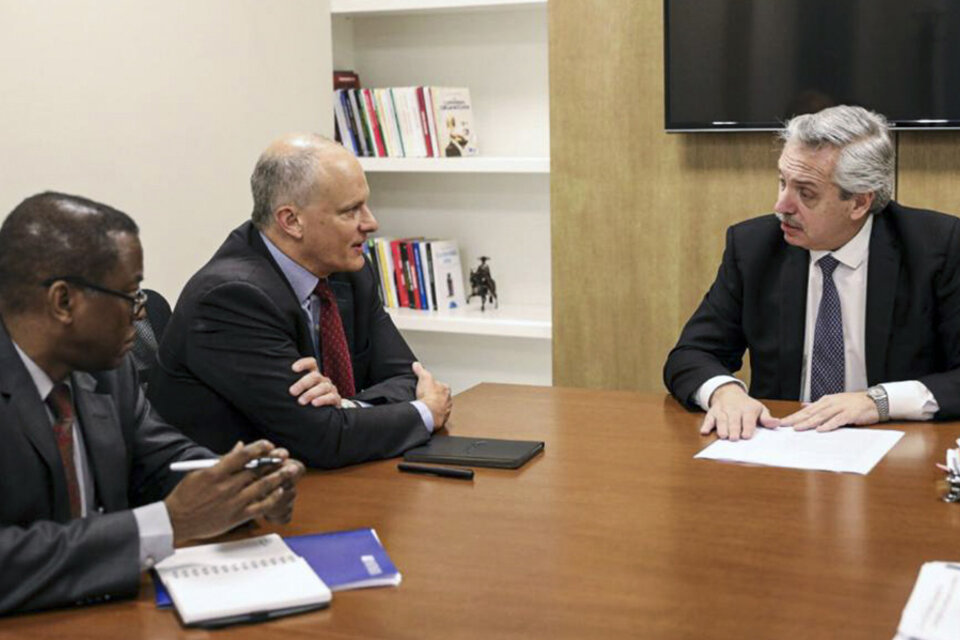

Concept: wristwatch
[[866, 385, 890, 422]]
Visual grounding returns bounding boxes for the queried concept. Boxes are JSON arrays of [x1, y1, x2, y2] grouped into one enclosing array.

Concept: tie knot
[[818, 254, 840, 278], [313, 279, 335, 304], [47, 383, 73, 422]]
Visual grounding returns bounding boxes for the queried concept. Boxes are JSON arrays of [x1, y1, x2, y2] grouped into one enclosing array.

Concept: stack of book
[[364, 238, 466, 311], [333, 76, 478, 159]]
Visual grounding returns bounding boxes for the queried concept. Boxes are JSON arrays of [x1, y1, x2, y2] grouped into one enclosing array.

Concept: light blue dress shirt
[[259, 233, 433, 432]]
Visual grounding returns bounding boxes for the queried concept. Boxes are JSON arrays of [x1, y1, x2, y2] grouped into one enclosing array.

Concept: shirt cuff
[[132, 502, 174, 571], [411, 400, 434, 433], [695, 376, 747, 411], [881, 381, 940, 421]]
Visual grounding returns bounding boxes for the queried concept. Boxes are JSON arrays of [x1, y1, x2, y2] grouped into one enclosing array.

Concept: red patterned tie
[[314, 280, 356, 397], [46, 383, 82, 519]]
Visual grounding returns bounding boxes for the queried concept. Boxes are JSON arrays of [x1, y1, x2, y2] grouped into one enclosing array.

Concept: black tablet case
[[403, 436, 544, 469]]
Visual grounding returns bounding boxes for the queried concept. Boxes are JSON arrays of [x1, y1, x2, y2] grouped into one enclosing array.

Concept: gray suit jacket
[[148, 221, 429, 469], [0, 320, 209, 615]]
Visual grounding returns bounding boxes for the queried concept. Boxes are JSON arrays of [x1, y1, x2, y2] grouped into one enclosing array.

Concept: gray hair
[[780, 105, 895, 213], [250, 134, 333, 229]]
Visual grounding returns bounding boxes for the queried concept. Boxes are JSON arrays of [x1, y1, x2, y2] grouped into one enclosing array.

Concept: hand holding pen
[[163, 440, 306, 543]]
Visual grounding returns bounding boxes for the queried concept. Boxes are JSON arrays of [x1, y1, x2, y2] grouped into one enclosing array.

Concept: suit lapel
[[73, 372, 128, 512], [0, 322, 70, 519], [779, 246, 809, 400], [865, 215, 900, 385], [247, 224, 319, 358]]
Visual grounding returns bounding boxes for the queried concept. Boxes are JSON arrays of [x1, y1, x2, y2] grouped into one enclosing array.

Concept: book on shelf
[[402, 240, 424, 309], [331, 81, 479, 158], [361, 88, 388, 157], [153, 529, 402, 610], [334, 90, 359, 156], [429, 239, 467, 309], [432, 87, 478, 157], [333, 69, 360, 90], [412, 241, 431, 310], [153, 533, 331, 627], [367, 237, 466, 311], [346, 89, 372, 157]]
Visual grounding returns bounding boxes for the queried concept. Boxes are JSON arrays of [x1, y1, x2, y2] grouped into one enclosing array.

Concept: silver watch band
[[868, 385, 890, 422]]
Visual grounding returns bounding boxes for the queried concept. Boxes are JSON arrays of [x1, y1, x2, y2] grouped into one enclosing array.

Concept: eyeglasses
[[40, 276, 148, 319]]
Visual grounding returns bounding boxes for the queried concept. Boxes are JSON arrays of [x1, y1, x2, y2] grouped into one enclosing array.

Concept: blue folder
[[153, 528, 401, 607]]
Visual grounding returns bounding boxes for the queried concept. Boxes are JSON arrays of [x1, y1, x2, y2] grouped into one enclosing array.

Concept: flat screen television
[[665, 0, 960, 131]]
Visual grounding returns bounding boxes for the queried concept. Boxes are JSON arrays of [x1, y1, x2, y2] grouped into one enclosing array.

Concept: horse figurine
[[467, 256, 498, 312]]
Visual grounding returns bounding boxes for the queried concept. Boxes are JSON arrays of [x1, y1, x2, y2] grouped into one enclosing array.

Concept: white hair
[[780, 105, 895, 213]]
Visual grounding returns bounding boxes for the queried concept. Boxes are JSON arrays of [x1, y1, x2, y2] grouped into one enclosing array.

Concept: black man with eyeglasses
[[0, 192, 306, 615]]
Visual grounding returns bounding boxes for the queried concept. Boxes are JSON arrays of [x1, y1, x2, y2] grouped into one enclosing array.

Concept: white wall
[[0, 0, 332, 301]]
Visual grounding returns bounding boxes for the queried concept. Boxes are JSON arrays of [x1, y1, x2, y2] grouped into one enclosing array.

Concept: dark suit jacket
[[664, 202, 960, 419], [0, 320, 209, 615], [148, 221, 429, 469]]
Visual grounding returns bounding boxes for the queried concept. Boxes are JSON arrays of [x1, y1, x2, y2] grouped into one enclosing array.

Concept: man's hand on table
[[779, 392, 879, 432], [414, 361, 452, 428], [700, 382, 780, 441]]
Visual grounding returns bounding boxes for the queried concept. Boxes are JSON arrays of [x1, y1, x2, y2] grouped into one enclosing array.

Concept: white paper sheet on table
[[894, 562, 960, 640], [694, 427, 904, 474]]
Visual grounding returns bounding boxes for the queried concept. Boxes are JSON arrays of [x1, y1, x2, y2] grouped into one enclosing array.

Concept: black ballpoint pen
[[398, 462, 474, 480]]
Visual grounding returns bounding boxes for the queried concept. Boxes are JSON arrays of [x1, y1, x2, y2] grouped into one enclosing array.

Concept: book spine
[[377, 238, 397, 308], [416, 87, 434, 158], [390, 240, 409, 308], [412, 241, 429, 310], [373, 89, 395, 157], [384, 89, 406, 157], [410, 88, 428, 157], [391, 88, 414, 158], [347, 89, 371, 157], [425, 242, 438, 311], [399, 242, 418, 309], [340, 91, 362, 156], [399, 88, 425, 157], [362, 89, 387, 158], [407, 241, 424, 310], [425, 87, 441, 158], [334, 90, 357, 155]]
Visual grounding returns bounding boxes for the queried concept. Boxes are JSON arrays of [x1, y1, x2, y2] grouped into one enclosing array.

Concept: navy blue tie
[[810, 255, 845, 401]]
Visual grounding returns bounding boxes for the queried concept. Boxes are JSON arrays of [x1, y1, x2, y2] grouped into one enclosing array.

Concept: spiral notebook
[[153, 534, 331, 627], [153, 528, 401, 608]]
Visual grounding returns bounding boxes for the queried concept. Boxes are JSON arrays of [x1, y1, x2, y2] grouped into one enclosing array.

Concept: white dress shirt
[[696, 215, 939, 420], [13, 343, 174, 570]]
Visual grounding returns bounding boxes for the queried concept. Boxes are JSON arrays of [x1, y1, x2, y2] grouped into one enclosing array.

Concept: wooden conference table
[[5, 384, 960, 639]]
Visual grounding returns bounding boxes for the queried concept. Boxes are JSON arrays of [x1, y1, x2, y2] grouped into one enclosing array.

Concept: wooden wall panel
[[898, 132, 960, 215], [550, 0, 780, 391]]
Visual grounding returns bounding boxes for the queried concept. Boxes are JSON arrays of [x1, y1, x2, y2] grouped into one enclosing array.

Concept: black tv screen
[[665, 0, 960, 131]]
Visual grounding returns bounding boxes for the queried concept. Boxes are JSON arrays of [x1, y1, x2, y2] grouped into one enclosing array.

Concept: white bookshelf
[[331, 0, 550, 391], [386, 304, 550, 339], [332, 0, 546, 17], [358, 156, 549, 174]]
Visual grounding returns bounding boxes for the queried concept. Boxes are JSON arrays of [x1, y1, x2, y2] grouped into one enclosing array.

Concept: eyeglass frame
[[40, 276, 148, 319]]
